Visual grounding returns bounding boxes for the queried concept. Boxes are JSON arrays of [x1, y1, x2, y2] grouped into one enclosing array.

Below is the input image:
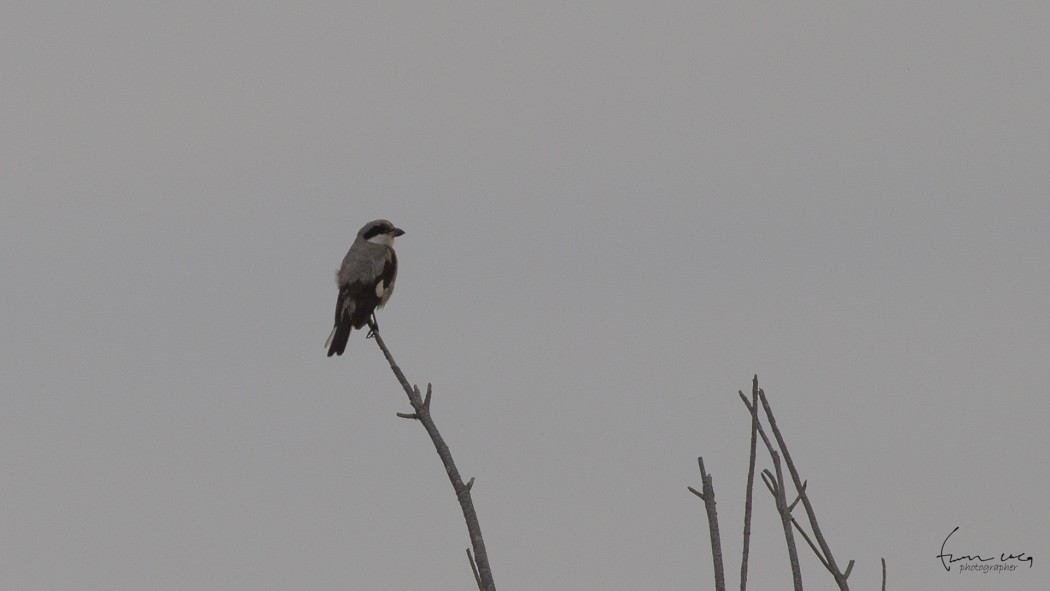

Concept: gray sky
[[2, 2, 1047, 589]]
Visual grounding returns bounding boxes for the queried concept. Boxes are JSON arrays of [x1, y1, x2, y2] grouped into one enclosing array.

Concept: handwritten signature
[[937, 526, 1033, 572]]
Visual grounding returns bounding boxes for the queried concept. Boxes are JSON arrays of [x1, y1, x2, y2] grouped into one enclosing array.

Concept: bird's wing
[[373, 247, 397, 304], [333, 281, 354, 325]]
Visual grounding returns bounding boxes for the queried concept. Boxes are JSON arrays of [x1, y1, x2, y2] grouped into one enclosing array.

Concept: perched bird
[[325, 219, 405, 356]]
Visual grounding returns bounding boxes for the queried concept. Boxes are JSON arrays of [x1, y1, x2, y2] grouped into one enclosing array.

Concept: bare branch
[[368, 320, 496, 591], [881, 558, 886, 591], [758, 389, 848, 591], [692, 457, 726, 591], [739, 377, 760, 591], [769, 448, 804, 591], [758, 475, 834, 574], [742, 379, 802, 591]]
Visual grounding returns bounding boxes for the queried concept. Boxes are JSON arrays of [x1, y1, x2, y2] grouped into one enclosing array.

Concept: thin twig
[[789, 517, 829, 570], [368, 320, 496, 591], [760, 470, 777, 497], [881, 557, 886, 591], [758, 389, 848, 590], [467, 548, 482, 591]]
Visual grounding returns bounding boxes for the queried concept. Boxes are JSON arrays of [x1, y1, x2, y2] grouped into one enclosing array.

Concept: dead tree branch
[[758, 389, 850, 590], [738, 377, 759, 591], [764, 454, 804, 591], [368, 320, 495, 591], [740, 393, 802, 591], [694, 377, 875, 590], [689, 457, 726, 591]]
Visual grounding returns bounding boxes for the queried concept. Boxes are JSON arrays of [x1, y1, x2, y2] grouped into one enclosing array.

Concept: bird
[[325, 219, 405, 356]]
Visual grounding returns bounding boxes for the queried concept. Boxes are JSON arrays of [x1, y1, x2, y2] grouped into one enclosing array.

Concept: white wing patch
[[375, 279, 387, 299]]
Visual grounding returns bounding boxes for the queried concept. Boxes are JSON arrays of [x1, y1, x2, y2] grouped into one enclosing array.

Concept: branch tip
[[760, 469, 779, 493]]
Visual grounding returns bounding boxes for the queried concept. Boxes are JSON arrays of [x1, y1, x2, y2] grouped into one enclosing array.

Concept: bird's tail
[[326, 322, 352, 357]]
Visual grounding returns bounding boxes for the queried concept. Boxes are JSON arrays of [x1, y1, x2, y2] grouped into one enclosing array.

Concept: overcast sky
[[2, 2, 1047, 590]]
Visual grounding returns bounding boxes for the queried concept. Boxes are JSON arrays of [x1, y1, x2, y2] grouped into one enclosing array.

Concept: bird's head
[[358, 219, 405, 247]]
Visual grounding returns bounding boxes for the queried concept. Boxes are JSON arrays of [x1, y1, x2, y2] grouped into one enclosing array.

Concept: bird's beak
[[392, 228, 405, 237]]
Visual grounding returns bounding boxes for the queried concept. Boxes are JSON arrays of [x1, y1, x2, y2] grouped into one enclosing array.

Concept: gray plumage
[[325, 219, 404, 356]]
